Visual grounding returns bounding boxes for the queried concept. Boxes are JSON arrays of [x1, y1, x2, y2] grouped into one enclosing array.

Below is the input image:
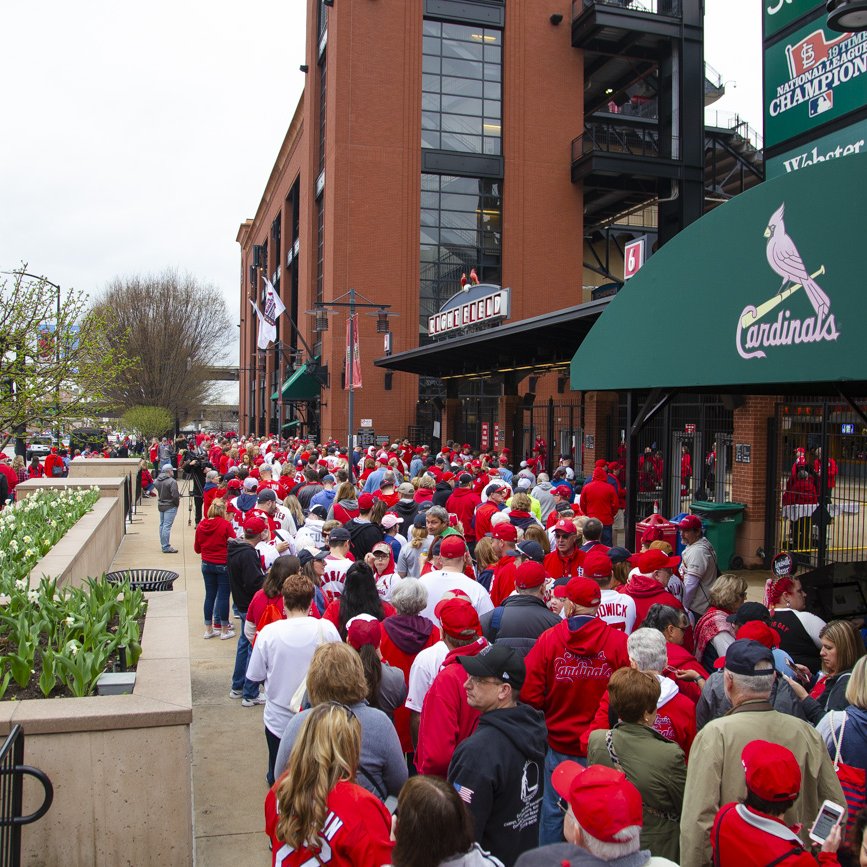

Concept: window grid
[[419, 173, 502, 338], [421, 21, 502, 155]]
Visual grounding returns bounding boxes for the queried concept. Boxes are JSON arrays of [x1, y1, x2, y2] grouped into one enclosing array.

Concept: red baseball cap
[[358, 493, 375, 511], [346, 614, 382, 650], [640, 526, 665, 544], [581, 549, 613, 581], [515, 561, 547, 589], [554, 519, 578, 535], [433, 589, 471, 621], [243, 516, 267, 535], [491, 523, 518, 542], [735, 621, 781, 649], [436, 598, 482, 639], [678, 514, 703, 531], [440, 536, 468, 558], [741, 740, 801, 802], [552, 762, 643, 842], [554, 485, 573, 498], [628, 549, 681, 572], [565, 577, 602, 607]]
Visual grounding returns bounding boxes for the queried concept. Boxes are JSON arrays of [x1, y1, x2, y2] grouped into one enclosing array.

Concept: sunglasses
[[325, 700, 357, 720], [557, 796, 569, 814], [554, 532, 573, 539]]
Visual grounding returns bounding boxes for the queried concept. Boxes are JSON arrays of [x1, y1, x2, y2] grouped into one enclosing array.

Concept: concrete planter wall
[[0, 591, 193, 867], [15, 479, 127, 590]]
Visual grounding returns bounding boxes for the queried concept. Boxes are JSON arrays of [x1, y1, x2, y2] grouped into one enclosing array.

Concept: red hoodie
[[194, 516, 235, 564], [580, 675, 696, 760], [415, 636, 488, 776], [489, 555, 518, 606], [521, 617, 629, 756], [579, 469, 619, 526], [446, 487, 481, 542], [473, 500, 501, 540], [621, 574, 686, 629]]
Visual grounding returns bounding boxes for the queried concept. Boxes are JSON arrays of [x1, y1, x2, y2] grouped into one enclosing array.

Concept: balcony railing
[[705, 110, 764, 151], [573, 0, 682, 18], [572, 121, 678, 163]]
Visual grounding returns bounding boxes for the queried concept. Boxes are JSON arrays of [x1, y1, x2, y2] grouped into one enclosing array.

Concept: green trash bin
[[689, 501, 746, 570]]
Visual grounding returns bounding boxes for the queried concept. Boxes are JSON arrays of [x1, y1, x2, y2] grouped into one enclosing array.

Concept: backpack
[[829, 709, 867, 837], [252, 600, 283, 646]]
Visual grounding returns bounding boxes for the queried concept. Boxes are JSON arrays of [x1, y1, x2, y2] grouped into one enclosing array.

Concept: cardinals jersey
[[596, 588, 637, 634], [265, 779, 392, 867], [321, 556, 353, 603]]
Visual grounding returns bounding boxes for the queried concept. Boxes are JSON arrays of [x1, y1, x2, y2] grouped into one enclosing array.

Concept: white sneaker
[[241, 695, 266, 707], [228, 689, 243, 699], [220, 628, 236, 640]]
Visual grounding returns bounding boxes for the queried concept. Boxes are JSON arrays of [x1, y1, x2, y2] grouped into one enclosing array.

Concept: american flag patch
[[454, 783, 474, 804]]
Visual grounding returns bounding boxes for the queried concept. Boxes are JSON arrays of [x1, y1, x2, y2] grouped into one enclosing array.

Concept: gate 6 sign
[[623, 237, 646, 281]]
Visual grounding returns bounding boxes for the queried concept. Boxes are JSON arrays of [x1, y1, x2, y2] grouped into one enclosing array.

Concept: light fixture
[[323, 0, 334, 6], [300, 64, 309, 73], [308, 307, 330, 332], [375, 309, 390, 333], [550, 13, 563, 25], [827, 0, 867, 30]]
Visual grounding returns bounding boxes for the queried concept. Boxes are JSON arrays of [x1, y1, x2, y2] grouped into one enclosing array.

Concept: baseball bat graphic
[[740, 265, 826, 329]]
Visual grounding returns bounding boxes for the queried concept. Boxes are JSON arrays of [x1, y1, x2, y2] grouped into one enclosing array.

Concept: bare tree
[[90, 270, 232, 422]]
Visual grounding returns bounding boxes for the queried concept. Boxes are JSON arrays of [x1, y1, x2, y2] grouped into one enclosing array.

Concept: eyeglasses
[[466, 675, 503, 687], [554, 532, 573, 539], [556, 796, 569, 814]]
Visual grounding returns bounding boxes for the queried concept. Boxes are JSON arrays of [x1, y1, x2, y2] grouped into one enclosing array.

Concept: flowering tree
[[0, 268, 132, 445]]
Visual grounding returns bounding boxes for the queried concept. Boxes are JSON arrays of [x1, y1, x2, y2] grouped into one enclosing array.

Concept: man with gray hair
[[531, 472, 557, 523], [680, 639, 844, 866]]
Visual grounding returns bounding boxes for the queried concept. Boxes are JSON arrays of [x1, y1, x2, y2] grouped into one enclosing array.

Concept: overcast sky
[[0, 1, 761, 371]]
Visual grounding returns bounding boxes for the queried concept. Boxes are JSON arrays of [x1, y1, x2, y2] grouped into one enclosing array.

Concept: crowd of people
[[148, 433, 867, 864]]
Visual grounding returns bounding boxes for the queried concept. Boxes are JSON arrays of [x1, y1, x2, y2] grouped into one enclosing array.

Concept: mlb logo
[[809, 91, 833, 117]]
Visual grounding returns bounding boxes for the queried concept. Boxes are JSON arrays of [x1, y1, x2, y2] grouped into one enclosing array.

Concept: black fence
[[770, 398, 867, 570], [0, 726, 53, 867], [520, 398, 583, 477]]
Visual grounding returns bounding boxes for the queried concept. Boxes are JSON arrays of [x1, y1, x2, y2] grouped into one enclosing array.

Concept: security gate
[[771, 398, 867, 569]]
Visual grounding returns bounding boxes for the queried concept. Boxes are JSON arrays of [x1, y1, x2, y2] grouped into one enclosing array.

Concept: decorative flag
[[345, 314, 362, 390], [250, 277, 287, 350]]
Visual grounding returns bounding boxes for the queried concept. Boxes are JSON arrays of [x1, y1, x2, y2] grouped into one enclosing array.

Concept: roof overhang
[[375, 298, 610, 379], [571, 154, 867, 396]]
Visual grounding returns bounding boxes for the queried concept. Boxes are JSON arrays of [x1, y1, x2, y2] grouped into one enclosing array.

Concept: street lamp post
[[313, 288, 392, 483]]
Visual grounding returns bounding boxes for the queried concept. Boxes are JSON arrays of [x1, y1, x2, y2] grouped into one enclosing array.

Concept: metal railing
[[0, 726, 53, 867], [573, 0, 682, 17], [573, 121, 678, 162], [704, 110, 764, 151]]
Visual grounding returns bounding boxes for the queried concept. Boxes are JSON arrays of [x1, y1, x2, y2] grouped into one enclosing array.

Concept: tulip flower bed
[[0, 487, 146, 700]]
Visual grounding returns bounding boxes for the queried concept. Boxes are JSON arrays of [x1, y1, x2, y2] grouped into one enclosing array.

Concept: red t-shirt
[[265, 779, 394, 867], [246, 589, 285, 633]]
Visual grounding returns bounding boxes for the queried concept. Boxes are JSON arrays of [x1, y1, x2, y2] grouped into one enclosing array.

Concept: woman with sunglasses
[[266, 701, 395, 867]]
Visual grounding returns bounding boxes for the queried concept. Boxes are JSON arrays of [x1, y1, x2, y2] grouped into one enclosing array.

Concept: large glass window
[[420, 173, 501, 337], [422, 21, 502, 155]]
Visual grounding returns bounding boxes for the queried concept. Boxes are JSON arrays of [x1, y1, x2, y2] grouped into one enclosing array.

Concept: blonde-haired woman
[[265, 702, 394, 867], [396, 516, 432, 578]]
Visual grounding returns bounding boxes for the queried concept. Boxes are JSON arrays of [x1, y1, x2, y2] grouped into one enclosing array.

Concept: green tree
[[0, 268, 133, 444], [121, 405, 173, 440], [90, 270, 231, 423]]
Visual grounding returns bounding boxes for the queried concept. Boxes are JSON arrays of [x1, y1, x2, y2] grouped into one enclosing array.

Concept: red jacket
[[194, 516, 235, 564], [265, 779, 394, 867], [621, 574, 686, 630], [415, 637, 488, 776], [580, 676, 696, 760], [473, 501, 501, 540], [44, 452, 64, 478], [544, 548, 583, 581], [521, 617, 630, 756], [489, 555, 518, 606], [579, 471, 619, 526], [380, 617, 441, 753], [711, 802, 839, 867], [446, 487, 481, 542], [666, 642, 707, 703]]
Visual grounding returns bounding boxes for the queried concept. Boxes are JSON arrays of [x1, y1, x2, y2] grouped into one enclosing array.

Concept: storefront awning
[[281, 419, 301, 432], [571, 154, 867, 395], [375, 298, 610, 379], [272, 363, 321, 402]]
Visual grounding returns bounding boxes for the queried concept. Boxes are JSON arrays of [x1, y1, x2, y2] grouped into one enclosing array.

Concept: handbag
[[829, 710, 867, 835]]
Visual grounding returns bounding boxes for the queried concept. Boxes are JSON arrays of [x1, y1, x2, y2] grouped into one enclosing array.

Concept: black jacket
[[391, 498, 419, 528], [448, 703, 548, 867], [227, 538, 264, 612], [432, 481, 453, 508], [345, 518, 384, 561], [479, 595, 562, 657]]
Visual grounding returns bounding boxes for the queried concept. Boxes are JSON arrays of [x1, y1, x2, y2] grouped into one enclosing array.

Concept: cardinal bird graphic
[[764, 203, 830, 320]]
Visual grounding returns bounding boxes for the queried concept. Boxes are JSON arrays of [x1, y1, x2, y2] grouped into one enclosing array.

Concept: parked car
[[26, 435, 54, 461]]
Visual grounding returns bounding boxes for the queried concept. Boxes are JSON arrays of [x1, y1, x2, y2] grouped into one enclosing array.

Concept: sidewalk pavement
[[108, 492, 268, 866]]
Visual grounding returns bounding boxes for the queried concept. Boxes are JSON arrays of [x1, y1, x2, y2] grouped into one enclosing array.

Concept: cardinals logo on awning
[[736, 202, 841, 361]]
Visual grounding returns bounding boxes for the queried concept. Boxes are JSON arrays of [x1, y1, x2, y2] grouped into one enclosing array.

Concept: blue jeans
[[539, 747, 586, 846], [202, 562, 230, 627], [601, 524, 613, 546], [159, 507, 178, 550], [231, 613, 259, 700]]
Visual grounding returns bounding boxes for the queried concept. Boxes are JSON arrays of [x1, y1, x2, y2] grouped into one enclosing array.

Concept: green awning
[[271, 363, 321, 402], [281, 420, 301, 432], [571, 154, 867, 393]]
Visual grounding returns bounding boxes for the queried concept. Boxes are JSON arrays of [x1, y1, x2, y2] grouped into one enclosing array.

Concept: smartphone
[[808, 800, 845, 844]]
